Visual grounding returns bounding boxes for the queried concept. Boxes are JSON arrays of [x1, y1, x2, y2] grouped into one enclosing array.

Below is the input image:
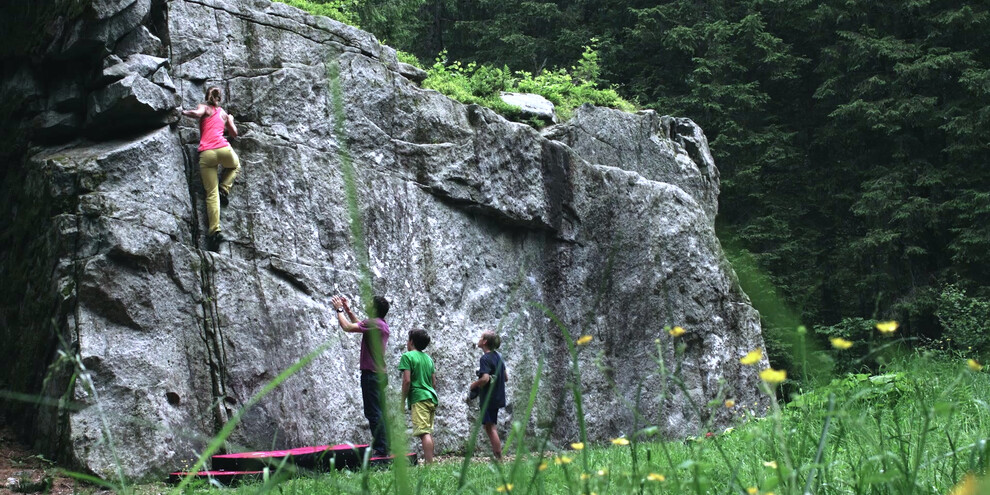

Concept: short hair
[[481, 331, 501, 350], [409, 329, 431, 350], [372, 295, 390, 318]]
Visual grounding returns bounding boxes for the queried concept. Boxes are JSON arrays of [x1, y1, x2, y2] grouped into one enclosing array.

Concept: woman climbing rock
[[182, 86, 240, 252]]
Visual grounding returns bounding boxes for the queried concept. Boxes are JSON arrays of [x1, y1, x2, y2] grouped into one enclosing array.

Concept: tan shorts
[[411, 400, 436, 436]]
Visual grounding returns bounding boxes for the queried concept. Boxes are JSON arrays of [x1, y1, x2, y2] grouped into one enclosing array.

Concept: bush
[[274, 0, 360, 27], [937, 283, 990, 354], [421, 46, 635, 126]]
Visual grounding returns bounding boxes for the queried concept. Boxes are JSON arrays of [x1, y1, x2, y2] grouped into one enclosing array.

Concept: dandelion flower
[[646, 473, 665, 482], [496, 484, 513, 492], [611, 437, 630, 446], [830, 337, 853, 350], [597, 469, 608, 476], [581, 473, 591, 480], [876, 321, 899, 334], [967, 359, 983, 372], [571, 442, 585, 450], [554, 456, 573, 465], [760, 368, 786, 385], [725, 399, 736, 408], [740, 348, 763, 365], [538, 462, 548, 471], [668, 326, 686, 337], [576, 335, 593, 346], [948, 474, 979, 495], [763, 461, 778, 469], [747, 488, 759, 495]]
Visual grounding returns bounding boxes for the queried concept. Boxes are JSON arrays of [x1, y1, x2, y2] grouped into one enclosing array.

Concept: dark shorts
[[482, 404, 500, 425]]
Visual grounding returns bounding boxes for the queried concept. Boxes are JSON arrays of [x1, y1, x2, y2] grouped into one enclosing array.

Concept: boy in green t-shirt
[[398, 328, 439, 463]]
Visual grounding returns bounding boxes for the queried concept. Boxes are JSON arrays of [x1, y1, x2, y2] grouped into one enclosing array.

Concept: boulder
[[0, 0, 769, 481], [500, 91, 558, 124]]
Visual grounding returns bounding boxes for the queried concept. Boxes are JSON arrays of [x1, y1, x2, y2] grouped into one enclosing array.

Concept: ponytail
[[205, 86, 222, 106]]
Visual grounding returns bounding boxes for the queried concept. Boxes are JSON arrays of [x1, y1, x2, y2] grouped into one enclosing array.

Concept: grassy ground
[[163, 348, 989, 495]]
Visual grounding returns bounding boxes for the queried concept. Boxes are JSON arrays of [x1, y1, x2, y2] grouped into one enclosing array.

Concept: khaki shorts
[[411, 400, 436, 436]]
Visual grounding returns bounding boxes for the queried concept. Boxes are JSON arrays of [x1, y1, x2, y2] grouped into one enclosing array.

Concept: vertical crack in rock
[[180, 139, 232, 434]]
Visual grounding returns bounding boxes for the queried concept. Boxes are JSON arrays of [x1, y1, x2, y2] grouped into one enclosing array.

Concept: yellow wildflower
[[740, 348, 763, 365], [760, 368, 787, 385], [876, 321, 899, 334], [668, 326, 687, 337], [646, 473, 666, 482], [967, 359, 983, 372], [725, 399, 736, 408], [830, 337, 853, 350], [597, 469, 608, 476], [611, 437, 630, 446], [763, 461, 778, 469], [496, 484, 513, 492], [571, 442, 585, 450], [948, 474, 979, 495], [581, 473, 591, 481], [554, 456, 573, 465], [576, 335, 593, 346], [747, 488, 759, 495], [538, 461, 548, 471]]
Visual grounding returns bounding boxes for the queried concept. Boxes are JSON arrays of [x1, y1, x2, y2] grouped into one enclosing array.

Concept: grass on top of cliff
[[169, 340, 990, 495], [412, 46, 636, 125], [276, 0, 635, 126]]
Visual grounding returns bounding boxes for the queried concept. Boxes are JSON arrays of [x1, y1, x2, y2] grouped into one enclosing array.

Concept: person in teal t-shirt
[[398, 328, 439, 463]]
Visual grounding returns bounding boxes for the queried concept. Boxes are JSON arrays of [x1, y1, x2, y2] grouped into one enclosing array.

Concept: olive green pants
[[199, 146, 240, 235]]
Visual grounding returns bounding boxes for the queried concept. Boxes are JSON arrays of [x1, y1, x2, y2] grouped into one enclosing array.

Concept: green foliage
[[345, 0, 990, 334], [814, 317, 882, 373], [787, 372, 909, 411], [396, 50, 422, 67], [937, 284, 990, 354], [422, 46, 634, 125], [274, 0, 361, 27], [170, 350, 990, 495]]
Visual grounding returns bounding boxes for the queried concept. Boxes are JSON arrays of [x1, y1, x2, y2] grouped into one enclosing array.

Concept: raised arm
[[331, 296, 361, 332], [181, 104, 207, 119]]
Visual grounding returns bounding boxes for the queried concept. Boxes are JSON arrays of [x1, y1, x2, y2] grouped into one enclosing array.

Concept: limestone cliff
[[0, 0, 769, 480]]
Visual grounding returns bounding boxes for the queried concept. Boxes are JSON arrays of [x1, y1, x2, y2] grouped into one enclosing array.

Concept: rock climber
[[181, 86, 240, 252]]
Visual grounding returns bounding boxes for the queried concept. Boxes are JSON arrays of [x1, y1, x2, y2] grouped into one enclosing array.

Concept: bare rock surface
[[0, 0, 769, 481]]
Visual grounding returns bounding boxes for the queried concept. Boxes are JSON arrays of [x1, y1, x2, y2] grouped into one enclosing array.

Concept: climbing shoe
[[219, 188, 229, 207], [207, 231, 224, 252]]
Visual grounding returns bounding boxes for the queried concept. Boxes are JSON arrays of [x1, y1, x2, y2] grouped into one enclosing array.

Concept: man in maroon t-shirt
[[331, 294, 391, 457]]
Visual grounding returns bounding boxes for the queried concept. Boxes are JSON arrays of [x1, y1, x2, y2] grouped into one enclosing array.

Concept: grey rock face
[[86, 73, 178, 135], [0, 0, 769, 482], [114, 25, 164, 58], [102, 54, 169, 81]]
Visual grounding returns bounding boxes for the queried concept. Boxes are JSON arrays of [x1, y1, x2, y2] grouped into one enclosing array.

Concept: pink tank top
[[198, 107, 230, 152]]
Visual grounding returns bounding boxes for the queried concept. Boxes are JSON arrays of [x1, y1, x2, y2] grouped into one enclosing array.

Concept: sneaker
[[219, 188, 229, 207], [207, 231, 224, 252]]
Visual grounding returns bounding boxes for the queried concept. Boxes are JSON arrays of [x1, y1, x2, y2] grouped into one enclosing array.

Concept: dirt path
[[0, 425, 100, 495]]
